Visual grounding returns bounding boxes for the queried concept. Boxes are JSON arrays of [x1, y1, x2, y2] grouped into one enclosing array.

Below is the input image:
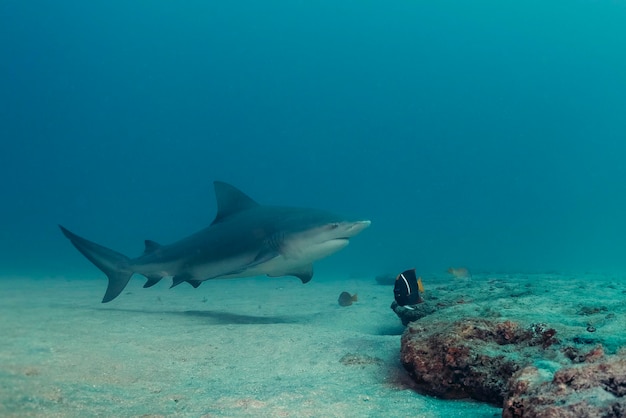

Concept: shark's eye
[[328, 223, 339, 230]]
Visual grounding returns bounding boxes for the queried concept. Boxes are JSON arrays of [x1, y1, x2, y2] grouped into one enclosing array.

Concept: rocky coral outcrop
[[503, 352, 626, 418], [390, 301, 437, 326], [400, 318, 559, 405]]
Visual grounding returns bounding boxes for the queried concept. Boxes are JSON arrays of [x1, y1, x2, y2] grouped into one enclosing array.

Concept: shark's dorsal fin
[[143, 240, 162, 255], [211, 181, 260, 225]]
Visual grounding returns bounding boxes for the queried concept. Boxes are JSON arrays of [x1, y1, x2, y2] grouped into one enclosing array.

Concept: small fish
[[394, 268, 424, 306], [447, 267, 472, 279], [338, 291, 358, 306]]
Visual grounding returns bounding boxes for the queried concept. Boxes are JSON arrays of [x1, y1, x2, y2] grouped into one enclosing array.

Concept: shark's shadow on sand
[[97, 307, 405, 334], [183, 309, 298, 324], [97, 307, 300, 325]]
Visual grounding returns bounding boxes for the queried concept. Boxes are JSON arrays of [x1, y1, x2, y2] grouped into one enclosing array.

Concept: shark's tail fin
[[59, 225, 133, 303]]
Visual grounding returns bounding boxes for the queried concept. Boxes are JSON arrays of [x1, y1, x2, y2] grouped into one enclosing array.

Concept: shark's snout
[[336, 221, 372, 239], [345, 220, 371, 236]]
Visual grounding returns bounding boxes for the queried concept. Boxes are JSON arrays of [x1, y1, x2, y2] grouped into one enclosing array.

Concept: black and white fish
[[393, 268, 424, 306]]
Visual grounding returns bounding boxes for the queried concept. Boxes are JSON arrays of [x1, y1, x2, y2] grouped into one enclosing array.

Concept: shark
[[59, 181, 371, 303]]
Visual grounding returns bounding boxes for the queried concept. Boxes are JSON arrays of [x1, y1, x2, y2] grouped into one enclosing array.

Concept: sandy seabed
[[3, 271, 623, 417]]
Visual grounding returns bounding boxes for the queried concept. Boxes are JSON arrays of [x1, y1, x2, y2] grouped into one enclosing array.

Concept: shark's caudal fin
[[59, 225, 133, 303]]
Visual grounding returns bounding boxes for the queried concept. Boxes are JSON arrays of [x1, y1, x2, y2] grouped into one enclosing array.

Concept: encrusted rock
[[390, 300, 437, 326], [400, 318, 559, 405], [503, 353, 626, 417]]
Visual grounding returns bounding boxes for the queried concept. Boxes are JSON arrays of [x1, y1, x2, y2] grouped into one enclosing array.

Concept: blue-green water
[[2, 0, 626, 277]]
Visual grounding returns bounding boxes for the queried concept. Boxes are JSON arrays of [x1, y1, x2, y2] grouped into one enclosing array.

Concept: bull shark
[[59, 181, 371, 303]]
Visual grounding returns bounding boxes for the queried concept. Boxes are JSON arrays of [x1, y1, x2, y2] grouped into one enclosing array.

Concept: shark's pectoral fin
[[268, 263, 314, 284], [254, 248, 280, 264], [294, 264, 314, 283], [218, 250, 281, 278]]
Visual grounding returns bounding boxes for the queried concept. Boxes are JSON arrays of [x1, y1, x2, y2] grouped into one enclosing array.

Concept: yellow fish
[[447, 267, 471, 279]]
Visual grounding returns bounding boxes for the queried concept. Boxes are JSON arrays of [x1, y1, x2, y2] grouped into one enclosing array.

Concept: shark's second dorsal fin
[[144, 240, 162, 255], [211, 181, 260, 225]]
